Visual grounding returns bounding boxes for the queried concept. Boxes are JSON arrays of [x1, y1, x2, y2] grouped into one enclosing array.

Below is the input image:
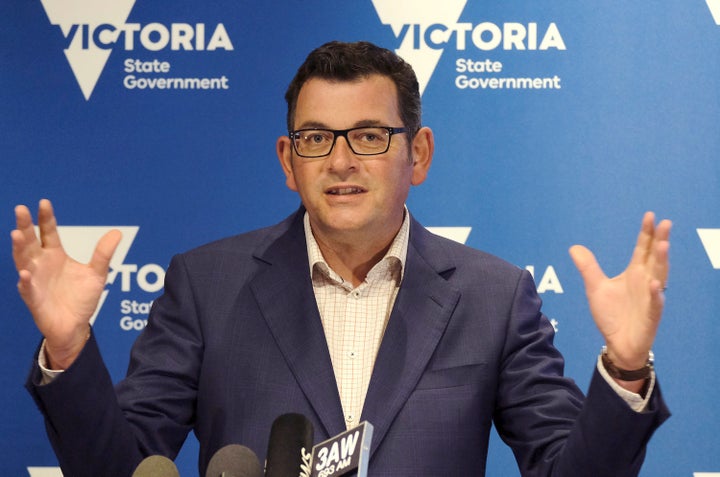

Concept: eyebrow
[[293, 119, 387, 130]]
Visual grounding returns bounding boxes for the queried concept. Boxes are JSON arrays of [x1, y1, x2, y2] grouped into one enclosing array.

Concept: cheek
[[388, 160, 414, 184], [287, 164, 318, 196], [377, 164, 413, 198]]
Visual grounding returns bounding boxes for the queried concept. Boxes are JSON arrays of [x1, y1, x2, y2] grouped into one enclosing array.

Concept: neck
[[311, 221, 402, 288], [319, 239, 390, 287]]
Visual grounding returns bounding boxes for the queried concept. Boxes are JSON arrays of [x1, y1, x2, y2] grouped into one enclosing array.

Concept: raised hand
[[569, 212, 671, 386], [11, 199, 121, 369]]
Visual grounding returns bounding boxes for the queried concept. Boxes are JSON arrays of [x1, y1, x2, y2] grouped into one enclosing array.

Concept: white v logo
[[707, 0, 720, 25], [371, 0, 468, 96], [40, 0, 137, 99], [698, 229, 720, 269]]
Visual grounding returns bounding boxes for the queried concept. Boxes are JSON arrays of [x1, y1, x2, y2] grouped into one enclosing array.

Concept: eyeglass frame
[[288, 126, 407, 158]]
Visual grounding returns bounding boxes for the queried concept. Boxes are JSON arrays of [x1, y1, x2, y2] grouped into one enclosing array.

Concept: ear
[[276, 135, 298, 191], [410, 126, 434, 186]]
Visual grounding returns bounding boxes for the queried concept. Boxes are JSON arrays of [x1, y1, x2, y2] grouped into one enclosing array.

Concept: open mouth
[[326, 187, 366, 195]]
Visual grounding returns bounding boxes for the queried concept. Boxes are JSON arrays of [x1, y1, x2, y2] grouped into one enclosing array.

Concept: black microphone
[[132, 455, 180, 477], [206, 444, 263, 477], [265, 413, 315, 477]]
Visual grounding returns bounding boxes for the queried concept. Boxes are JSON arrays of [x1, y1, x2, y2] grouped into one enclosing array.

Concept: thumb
[[89, 229, 122, 277], [569, 244, 606, 294]]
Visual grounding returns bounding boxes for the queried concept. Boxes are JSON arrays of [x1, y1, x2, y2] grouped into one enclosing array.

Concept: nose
[[325, 135, 358, 174]]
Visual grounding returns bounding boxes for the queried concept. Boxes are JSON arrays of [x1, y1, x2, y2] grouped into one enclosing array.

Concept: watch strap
[[601, 346, 654, 381]]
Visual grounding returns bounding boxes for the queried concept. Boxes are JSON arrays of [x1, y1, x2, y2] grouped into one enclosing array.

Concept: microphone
[[265, 413, 315, 477], [305, 421, 373, 477], [132, 455, 180, 477], [206, 444, 263, 477]]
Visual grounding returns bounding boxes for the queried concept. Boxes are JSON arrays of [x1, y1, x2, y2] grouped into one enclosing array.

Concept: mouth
[[325, 186, 367, 196]]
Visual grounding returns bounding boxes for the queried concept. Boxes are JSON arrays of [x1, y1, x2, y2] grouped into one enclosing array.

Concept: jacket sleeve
[[24, 253, 202, 477], [25, 333, 146, 477], [493, 270, 670, 477]]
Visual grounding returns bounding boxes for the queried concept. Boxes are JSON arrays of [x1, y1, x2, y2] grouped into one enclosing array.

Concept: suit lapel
[[249, 210, 347, 439], [361, 219, 461, 454], [247, 211, 461, 448]]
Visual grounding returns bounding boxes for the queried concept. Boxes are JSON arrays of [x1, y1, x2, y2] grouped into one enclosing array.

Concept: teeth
[[329, 187, 362, 195]]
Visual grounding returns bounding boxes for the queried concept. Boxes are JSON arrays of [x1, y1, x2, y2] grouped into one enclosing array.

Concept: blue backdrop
[[2, 1, 719, 475]]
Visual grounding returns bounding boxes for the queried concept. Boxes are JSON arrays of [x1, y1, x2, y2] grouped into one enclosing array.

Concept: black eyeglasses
[[289, 126, 407, 158]]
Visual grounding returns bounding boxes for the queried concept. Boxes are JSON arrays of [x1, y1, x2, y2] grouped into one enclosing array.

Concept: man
[[14, 41, 671, 476]]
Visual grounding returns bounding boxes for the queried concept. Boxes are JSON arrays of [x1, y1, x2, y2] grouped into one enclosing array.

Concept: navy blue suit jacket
[[27, 208, 669, 476]]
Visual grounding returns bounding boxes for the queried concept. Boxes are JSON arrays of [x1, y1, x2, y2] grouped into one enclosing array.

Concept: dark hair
[[284, 41, 422, 140]]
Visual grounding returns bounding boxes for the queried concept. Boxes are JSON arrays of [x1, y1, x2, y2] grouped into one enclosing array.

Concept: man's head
[[284, 41, 422, 140], [276, 41, 434, 253]]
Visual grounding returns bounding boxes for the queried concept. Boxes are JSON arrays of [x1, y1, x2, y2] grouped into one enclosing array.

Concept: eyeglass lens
[[293, 127, 393, 157]]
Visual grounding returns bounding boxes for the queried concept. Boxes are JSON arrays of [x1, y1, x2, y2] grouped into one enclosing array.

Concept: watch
[[601, 346, 654, 381]]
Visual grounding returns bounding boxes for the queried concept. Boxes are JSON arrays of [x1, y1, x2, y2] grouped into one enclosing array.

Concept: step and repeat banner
[[2, 1, 719, 476]]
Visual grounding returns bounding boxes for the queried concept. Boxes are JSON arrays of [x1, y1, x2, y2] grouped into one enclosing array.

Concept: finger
[[655, 218, 672, 242], [12, 206, 40, 271], [642, 218, 671, 285], [88, 229, 122, 278], [14, 204, 40, 249], [652, 227, 671, 287], [11, 229, 34, 273], [16, 269, 35, 305], [629, 211, 656, 266], [569, 244, 607, 294], [37, 199, 63, 249]]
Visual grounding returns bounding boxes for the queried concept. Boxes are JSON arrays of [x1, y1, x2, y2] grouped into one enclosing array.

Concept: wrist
[[44, 326, 91, 370], [601, 345, 654, 381]]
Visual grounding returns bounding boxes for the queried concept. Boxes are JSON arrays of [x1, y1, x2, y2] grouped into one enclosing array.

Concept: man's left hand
[[570, 212, 672, 390]]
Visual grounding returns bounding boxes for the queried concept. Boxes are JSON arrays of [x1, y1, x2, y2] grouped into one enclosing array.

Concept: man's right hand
[[11, 199, 121, 370]]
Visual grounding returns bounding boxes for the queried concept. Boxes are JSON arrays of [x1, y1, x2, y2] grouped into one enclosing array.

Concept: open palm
[[570, 212, 671, 370], [11, 199, 121, 369]]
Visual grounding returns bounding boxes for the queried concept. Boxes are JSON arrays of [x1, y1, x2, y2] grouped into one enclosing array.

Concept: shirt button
[[345, 414, 354, 423], [348, 351, 357, 359], [352, 291, 361, 299]]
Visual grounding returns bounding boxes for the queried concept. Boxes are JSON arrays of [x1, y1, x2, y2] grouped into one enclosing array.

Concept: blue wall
[[2, 1, 719, 475]]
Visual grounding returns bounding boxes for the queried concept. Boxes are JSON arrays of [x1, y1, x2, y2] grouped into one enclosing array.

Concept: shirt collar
[[304, 207, 410, 284]]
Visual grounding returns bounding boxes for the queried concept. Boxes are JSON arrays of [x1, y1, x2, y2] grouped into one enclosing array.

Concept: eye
[[354, 128, 386, 143], [302, 130, 333, 144]]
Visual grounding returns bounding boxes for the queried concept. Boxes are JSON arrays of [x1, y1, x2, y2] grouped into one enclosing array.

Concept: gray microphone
[[132, 455, 180, 477], [206, 444, 263, 477]]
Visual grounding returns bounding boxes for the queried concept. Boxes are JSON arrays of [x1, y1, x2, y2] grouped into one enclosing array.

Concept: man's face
[[277, 74, 432, 245]]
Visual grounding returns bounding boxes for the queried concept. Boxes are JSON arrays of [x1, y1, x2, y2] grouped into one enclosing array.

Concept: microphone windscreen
[[205, 444, 262, 477], [265, 413, 314, 477], [132, 455, 180, 477]]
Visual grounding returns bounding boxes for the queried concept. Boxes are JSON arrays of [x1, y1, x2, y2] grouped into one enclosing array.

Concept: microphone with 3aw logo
[[264, 413, 372, 477], [302, 421, 373, 477], [132, 414, 371, 477]]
